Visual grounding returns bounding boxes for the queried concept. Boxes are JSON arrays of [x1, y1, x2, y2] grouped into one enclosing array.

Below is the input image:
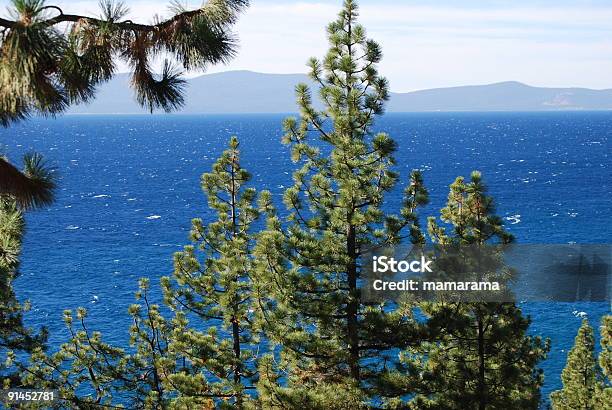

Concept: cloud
[[217, 1, 612, 90], [1, 1, 611, 90]]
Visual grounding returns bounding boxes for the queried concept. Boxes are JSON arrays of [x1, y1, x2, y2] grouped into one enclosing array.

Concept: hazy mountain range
[[67, 70, 612, 114]]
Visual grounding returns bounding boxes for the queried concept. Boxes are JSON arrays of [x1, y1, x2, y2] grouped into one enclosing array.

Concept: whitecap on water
[[92, 194, 111, 199], [505, 215, 521, 225], [147, 215, 162, 220], [66, 225, 80, 230]]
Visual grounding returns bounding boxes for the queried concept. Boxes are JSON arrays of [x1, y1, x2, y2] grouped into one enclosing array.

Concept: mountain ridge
[[66, 71, 612, 114]]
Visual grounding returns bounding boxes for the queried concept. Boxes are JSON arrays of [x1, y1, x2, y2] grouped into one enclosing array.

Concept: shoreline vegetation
[[0, 1, 610, 409]]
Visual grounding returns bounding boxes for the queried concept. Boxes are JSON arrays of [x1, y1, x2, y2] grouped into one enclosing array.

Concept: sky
[[2, 0, 612, 92]]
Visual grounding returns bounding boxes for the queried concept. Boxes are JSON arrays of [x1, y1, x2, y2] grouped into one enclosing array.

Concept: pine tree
[[598, 315, 612, 407], [551, 318, 604, 410], [22, 138, 267, 408], [161, 136, 265, 408], [393, 172, 549, 410], [254, 1, 428, 406], [23, 279, 177, 409]]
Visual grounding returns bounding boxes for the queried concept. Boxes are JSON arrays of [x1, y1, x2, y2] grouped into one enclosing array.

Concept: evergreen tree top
[[551, 318, 607, 410], [429, 171, 514, 245]]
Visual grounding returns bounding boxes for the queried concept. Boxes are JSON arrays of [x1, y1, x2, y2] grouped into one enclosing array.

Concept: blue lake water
[[2, 112, 610, 400]]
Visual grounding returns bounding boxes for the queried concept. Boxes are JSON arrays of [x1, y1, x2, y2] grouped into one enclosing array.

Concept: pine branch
[[0, 1, 249, 31]]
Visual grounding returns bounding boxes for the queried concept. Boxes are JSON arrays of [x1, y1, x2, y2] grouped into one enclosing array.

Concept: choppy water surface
[[3, 112, 610, 398]]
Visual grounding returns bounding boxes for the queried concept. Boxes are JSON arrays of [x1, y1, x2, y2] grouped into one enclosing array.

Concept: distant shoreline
[[64, 71, 612, 115]]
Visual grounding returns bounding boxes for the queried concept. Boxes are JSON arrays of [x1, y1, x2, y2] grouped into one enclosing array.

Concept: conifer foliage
[[0, 0, 248, 207], [22, 138, 267, 408], [0, 153, 56, 212], [254, 1, 428, 406], [3, 2, 557, 409], [0, 156, 54, 392], [599, 315, 612, 382], [0, 198, 48, 390], [392, 172, 550, 410], [600, 315, 612, 401], [162, 136, 265, 407], [551, 316, 611, 410], [23, 278, 186, 408], [0, 0, 249, 125]]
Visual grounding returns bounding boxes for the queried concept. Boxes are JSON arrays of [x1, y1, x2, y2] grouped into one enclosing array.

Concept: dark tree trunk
[[477, 313, 486, 410], [347, 223, 360, 381]]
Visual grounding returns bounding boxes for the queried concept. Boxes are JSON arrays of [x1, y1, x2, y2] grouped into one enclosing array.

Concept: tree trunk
[[229, 157, 242, 407], [477, 312, 486, 410], [347, 223, 360, 381]]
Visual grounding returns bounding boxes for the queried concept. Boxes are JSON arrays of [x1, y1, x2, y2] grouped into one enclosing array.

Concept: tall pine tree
[[392, 172, 549, 410], [161, 136, 265, 408], [24, 138, 266, 408], [254, 1, 428, 407]]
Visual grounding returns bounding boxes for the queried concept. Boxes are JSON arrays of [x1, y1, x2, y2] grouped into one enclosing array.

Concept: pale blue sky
[[2, 0, 612, 91]]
